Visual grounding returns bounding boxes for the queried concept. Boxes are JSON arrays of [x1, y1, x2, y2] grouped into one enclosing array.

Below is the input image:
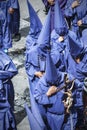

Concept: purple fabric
[[7, 0, 20, 34], [27, 0, 42, 37], [45, 53, 61, 85], [37, 9, 51, 56], [0, 2, 12, 49], [25, 104, 46, 130], [42, 0, 67, 31], [42, 0, 67, 10], [68, 30, 84, 58], [54, 0, 68, 36]]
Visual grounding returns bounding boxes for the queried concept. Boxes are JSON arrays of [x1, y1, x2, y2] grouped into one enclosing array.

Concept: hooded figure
[[64, 0, 87, 37], [25, 9, 51, 94], [0, 50, 18, 109], [25, 10, 52, 126], [0, 50, 18, 130], [0, 1, 12, 52], [65, 30, 87, 129], [66, 30, 87, 82], [7, 0, 20, 42], [42, 0, 67, 31], [51, 0, 68, 72], [37, 7, 51, 57], [34, 53, 65, 130], [26, 0, 42, 51], [54, 0, 68, 36]]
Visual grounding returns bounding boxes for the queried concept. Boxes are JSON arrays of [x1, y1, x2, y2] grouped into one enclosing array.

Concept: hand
[[34, 71, 43, 78], [77, 20, 82, 26], [8, 7, 14, 14], [58, 36, 64, 42], [71, 0, 80, 8], [46, 86, 57, 97], [47, 0, 55, 5]]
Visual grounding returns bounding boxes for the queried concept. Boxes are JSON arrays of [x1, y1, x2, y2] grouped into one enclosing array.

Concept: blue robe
[[0, 50, 17, 130], [34, 73, 79, 130], [42, 0, 67, 13], [34, 75, 65, 130], [42, 0, 67, 31], [25, 47, 46, 94], [0, 2, 12, 49], [0, 100, 17, 130], [26, 34, 39, 52], [64, 0, 87, 37], [25, 47, 47, 122], [51, 29, 69, 72], [0, 50, 18, 109], [65, 50, 87, 127], [7, 0, 20, 34]]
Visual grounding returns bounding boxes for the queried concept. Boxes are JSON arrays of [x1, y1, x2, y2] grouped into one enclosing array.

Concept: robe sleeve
[[0, 61, 18, 80], [25, 63, 38, 81], [34, 82, 55, 105], [0, 52, 18, 80]]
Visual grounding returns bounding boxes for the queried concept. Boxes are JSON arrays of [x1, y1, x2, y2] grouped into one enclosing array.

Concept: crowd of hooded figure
[[0, 0, 87, 130], [25, 0, 87, 130]]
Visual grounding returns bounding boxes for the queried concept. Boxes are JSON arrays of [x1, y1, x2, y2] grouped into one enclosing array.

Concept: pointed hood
[[27, 0, 42, 37], [68, 31, 84, 58], [30, 90, 47, 130], [45, 52, 59, 85], [54, 0, 68, 36], [25, 104, 42, 130], [37, 9, 51, 57]]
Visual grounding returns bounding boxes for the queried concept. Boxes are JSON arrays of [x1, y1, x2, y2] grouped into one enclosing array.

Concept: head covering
[[27, 0, 42, 38], [45, 52, 60, 85], [37, 9, 51, 57], [68, 31, 84, 58], [30, 90, 47, 130], [81, 29, 87, 46], [54, 0, 68, 36], [25, 104, 42, 130]]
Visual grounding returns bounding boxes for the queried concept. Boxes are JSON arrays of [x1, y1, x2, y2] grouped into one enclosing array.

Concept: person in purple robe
[[65, 30, 87, 129], [64, 0, 87, 37], [26, 0, 42, 52], [25, 8, 51, 94], [51, 0, 69, 72], [0, 49, 18, 130], [34, 52, 79, 130], [0, 1, 12, 53], [25, 9, 51, 125], [42, 0, 67, 31], [7, 0, 21, 42]]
